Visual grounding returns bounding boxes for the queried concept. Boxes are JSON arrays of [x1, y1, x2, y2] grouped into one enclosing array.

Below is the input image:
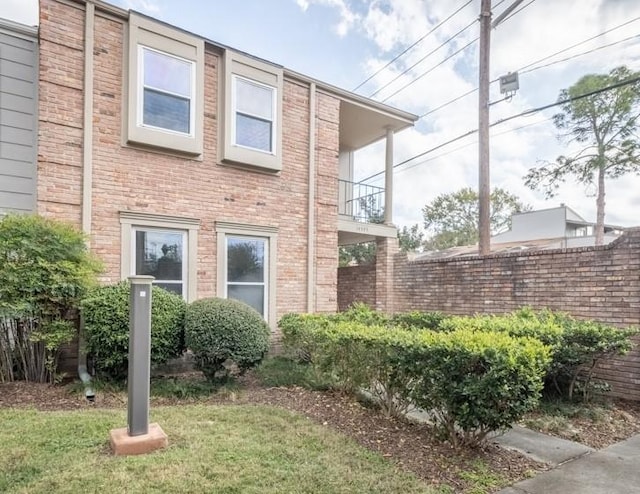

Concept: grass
[[254, 356, 331, 390], [522, 398, 609, 432], [0, 404, 434, 494]]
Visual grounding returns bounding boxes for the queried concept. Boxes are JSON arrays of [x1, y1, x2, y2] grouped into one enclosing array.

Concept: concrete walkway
[[495, 427, 640, 494], [407, 408, 640, 493]]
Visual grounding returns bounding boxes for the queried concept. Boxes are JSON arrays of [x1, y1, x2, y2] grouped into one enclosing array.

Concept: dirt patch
[[522, 400, 640, 449]]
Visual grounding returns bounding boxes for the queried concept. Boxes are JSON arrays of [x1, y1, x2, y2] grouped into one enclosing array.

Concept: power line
[[353, 0, 474, 92], [417, 16, 640, 119], [361, 74, 640, 182], [521, 33, 640, 75], [498, 0, 537, 24], [378, 116, 553, 180], [370, 18, 478, 99], [518, 15, 640, 73], [381, 37, 479, 102]]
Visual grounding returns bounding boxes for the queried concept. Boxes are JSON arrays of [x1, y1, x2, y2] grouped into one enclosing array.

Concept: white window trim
[[225, 235, 269, 318], [137, 45, 196, 138], [230, 75, 277, 155], [120, 211, 200, 302], [126, 13, 204, 156], [131, 226, 188, 297], [216, 221, 278, 328]]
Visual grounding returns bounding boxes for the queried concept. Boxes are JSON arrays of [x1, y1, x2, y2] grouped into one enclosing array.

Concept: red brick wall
[[338, 264, 376, 310], [38, 0, 340, 329], [339, 229, 640, 399]]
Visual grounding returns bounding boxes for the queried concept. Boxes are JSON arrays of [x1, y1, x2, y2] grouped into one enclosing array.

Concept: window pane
[[235, 113, 272, 152], [143, 48, 191, 97], [135, 230, 183, 281], [227, 237, 264, 282], [143, 89, 190, 133], [228, 285, 264, 316], [155, 282, 183, 296], [236, 78, 273, 119]]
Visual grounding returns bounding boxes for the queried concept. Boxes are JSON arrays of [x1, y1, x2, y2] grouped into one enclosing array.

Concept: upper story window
[[232, 76, 276, 153], [140, 47, 194, 135], [126, 13, 204, 156], [221, 51, 283, 172]]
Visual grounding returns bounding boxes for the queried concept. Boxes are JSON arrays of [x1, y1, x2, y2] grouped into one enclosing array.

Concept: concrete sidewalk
[[495, 428, 640, 494], [407, 407, 640, 493]]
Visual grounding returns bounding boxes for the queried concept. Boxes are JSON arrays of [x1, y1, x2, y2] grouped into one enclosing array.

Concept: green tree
[[397, 224, 424, 253], [422, 187, 529, 250], [525, 66, 640, 245]]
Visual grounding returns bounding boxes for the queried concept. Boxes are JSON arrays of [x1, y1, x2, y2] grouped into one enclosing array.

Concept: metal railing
[[338, 179, 385, 223]]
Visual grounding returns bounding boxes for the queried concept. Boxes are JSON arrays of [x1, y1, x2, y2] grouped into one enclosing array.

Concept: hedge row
[[336, 304, 637, 401], [279, 313, 551, 448], [439, 307, 637, 401]]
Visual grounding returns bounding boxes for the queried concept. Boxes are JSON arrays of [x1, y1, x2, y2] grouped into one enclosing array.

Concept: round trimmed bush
[[81, 282, 186, 379], [185, 297, 270, 382]]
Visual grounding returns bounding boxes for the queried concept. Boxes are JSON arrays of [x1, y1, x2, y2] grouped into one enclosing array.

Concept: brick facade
[[38, 0, 340, 336], [339, 229, 640, 400]]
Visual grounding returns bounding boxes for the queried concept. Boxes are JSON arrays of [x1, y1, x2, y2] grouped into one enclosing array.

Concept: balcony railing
[[338, 179, 385, 223]]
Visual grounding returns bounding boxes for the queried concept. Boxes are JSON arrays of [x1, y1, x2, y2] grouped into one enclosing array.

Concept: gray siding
[[0, 20, 37, 214]]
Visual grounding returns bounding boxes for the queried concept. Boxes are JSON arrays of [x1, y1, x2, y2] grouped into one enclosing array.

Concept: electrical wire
[[498, 0, 537, 25], [380, 37, 479, 103], [353, 0, 474, 92], [418, 16, 640, 119], [382, 116, 553, 180], [370, 18, 479, 99], [361, 75, 640, 182]]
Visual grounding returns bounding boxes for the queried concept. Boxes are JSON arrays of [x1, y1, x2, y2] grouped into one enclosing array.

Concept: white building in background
[[492, 205, 624, 248]]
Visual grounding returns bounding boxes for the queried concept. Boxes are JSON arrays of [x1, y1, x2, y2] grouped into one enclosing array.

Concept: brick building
[[18, 0, 417, 333]]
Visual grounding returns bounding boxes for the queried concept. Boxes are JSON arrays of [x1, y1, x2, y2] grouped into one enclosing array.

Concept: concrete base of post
[[109, 423, 168, 456]]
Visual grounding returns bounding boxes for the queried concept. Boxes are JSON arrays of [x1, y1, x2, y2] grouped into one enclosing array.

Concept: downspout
[[306, 83, 317, 312], [79, 1, 95, 401]]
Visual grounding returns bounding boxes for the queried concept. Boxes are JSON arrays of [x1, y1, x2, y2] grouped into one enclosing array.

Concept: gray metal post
[[127, 275, 154, 436]]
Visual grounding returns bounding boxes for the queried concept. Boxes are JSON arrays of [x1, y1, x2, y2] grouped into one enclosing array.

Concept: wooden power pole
[[477, 0, 525, 255], [478, 0, 492, 255]]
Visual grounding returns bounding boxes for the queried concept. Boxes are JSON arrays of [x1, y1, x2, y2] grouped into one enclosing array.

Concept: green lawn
[[0, 404, 434, 494]]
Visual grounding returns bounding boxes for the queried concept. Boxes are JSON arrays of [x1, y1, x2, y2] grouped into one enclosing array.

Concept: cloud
[[312, 0, 640, 230], [120, 0, 162, 15], [0, 0, 38, 25], [295, 0, 358, 37]]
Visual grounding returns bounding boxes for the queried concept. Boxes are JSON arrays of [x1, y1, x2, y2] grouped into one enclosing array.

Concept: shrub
[[81, 282, 186, 379], [406, 329, 550, 447], [390, 311, 447, 330], [185, 297, 270, 382], [0, 214, 101, 383], [280, 313, 550, 445], [442, 308, 638, 401]]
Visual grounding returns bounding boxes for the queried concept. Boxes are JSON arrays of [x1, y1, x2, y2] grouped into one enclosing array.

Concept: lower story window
[[226, 236, 267, 317], [120, 212, 200, 302], [215, 221, 277, 326], [133, 228, 186, 296]]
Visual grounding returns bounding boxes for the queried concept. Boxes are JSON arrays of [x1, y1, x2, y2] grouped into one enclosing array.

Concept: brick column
[[375, 236, 398, 313]]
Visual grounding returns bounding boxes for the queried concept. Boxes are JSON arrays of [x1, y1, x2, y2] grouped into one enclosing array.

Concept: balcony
[[337, 179, 397, 245]]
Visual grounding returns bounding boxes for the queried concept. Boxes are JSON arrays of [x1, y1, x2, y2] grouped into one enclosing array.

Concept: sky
[[2, 0, 640, 232]]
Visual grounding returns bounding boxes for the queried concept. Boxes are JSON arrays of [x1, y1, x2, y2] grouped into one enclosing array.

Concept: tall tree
[[422, 187, 529, 250], [525, 66, 640, 245], [398, 224, 424, 253]]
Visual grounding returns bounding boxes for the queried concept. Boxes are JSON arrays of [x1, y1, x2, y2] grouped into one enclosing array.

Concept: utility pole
[[478, 0, 491, 255], [478, 0, 525, 255]]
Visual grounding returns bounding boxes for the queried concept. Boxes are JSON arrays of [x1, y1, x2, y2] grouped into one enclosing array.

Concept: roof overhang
[[339, 98, 416, 150]]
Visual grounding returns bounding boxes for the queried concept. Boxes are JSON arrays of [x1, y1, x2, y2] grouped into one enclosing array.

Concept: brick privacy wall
[[38, 0, 340, 345], [339, 229, 640, 400], [338, 264, 376, 310]]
